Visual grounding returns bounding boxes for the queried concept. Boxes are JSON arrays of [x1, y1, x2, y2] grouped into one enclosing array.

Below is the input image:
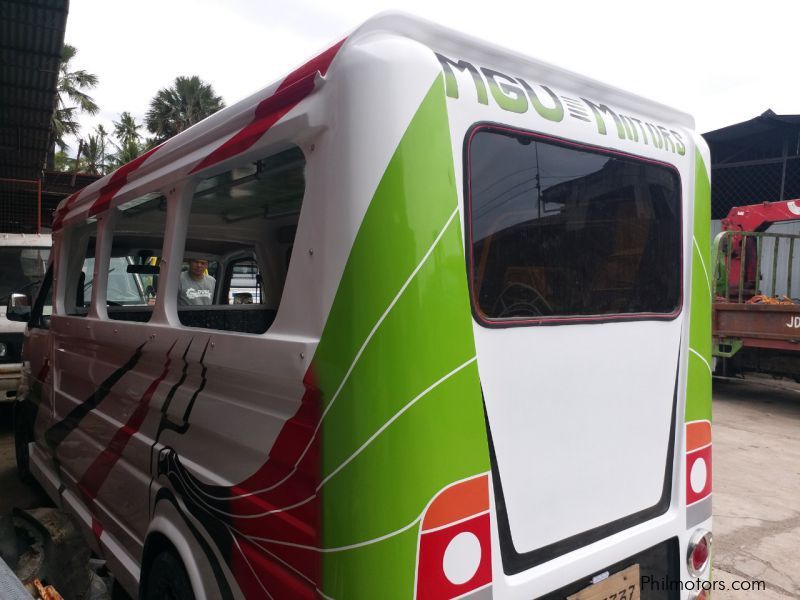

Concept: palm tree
[[51, 44, 99, 151], [109, 138, 143, 169], [113, 111, 142, 148], [53, 150, 73, 172], [145, 76, 224, 142], [96, 124, 109, 172], [80, 134, 108, 175], [108, 112, 144, 168]]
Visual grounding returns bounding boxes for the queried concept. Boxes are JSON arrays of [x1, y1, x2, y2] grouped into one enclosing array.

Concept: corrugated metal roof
[[0, 0, 69, 180], [704, 109, 800, 144]]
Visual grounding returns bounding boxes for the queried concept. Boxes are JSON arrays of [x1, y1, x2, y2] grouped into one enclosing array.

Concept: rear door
[[465, 125, 683, 570]]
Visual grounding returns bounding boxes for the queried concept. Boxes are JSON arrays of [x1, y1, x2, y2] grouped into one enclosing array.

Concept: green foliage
[[108, 112, 145, 168], [53, 150, 74, 172], [80, 130, 111, 175], [145, 76, 225, 141], [52, 44, 99, 151]]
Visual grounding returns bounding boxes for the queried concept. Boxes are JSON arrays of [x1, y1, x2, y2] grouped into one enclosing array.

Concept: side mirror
[[6, 293, 31, 322]]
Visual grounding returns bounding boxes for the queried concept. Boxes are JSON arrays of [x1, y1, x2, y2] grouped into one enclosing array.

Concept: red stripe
[[89, 144, 162, 217], [416, 512, 492, 599], [91, 516, 104, 539], [686, 445, 712, 505], [77, 342, 176, 502], [228, 367, 322, 594], [191, 38, 346, 175], [51, 191, 80, 231]]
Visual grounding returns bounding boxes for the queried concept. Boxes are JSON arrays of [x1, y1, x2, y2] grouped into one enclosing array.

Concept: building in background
[[0, 0, 100, 233]]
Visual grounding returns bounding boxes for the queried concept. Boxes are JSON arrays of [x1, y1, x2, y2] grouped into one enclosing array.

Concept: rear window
[[467, 127, 681, 324]]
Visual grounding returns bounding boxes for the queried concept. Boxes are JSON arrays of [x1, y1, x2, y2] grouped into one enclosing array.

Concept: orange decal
[[422, 474, 489, 531], [686, 421, 711, 452]]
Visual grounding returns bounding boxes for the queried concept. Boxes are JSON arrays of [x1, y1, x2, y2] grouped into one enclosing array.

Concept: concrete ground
[[712, 377, 800, 599], [0, 381, 798, 598]]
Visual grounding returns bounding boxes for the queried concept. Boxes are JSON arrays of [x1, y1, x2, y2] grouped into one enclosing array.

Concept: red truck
[[713, 199, 800, 379]]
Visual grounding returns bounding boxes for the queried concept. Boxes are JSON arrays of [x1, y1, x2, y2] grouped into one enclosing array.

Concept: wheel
[[13, 401, 34, 483], [143, 550, 194, 600]]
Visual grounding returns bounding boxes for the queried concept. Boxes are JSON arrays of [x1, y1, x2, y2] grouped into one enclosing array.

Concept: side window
[[64, 220, 98, 316], [107, 194, 167, 322], [30, 266, 53, 330], [179, 146, 305, 333]]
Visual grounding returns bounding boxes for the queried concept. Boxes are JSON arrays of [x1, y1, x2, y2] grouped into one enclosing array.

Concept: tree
[[145, 76, 224, 142], [53, 150, 74, 172], [52, 44, 99, 151], [80, 133, 108, 175], [113, 111, 142, 148], [109, 112, 145, 167]]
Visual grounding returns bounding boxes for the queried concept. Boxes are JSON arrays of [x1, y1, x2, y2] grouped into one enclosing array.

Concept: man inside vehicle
[[178, 258, 216, 305]]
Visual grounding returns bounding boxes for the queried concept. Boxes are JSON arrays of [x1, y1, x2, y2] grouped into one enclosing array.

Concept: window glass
[[0, 247, 50, 305], [65, 221, 97, 316], [107, 194, 166, 321], [468, 129, 681, 322], [179, 146, 305, 333], [30, 266, 53, 329], [227, 259, 262, 304]]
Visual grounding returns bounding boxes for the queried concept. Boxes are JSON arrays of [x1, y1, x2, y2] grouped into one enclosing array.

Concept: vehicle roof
[[0, 232, 52, 247], [53, 11, 695, 231]]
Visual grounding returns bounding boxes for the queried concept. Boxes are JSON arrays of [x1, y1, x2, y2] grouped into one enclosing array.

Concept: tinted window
[[468, 129, 681, 322]]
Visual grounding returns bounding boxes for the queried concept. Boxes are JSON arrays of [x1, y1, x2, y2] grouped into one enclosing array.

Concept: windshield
[[83, 256, 148, 305], [0, 246, 50, 303]]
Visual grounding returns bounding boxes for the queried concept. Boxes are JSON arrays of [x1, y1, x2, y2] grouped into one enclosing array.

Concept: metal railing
[[0, 177, 42, 233], [712, 230, 800, 303]]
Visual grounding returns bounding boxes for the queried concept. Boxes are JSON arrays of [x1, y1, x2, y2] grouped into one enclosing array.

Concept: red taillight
[[687, 529, 712, 576], [688, 590, 708, 600]]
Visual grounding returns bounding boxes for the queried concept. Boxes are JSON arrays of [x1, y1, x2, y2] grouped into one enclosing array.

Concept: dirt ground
[[0, 404, 51, 515], [0, 380, 798, 598]]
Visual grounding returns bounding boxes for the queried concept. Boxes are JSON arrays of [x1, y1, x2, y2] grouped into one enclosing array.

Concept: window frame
[[173, 143, 307, 334], [463, 123, 684, 328]]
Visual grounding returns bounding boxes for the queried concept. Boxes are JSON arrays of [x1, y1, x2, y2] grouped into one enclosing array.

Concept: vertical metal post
[[771, 236, 780, 296], [36, 177, 42, 234], [779, 137, 788, 200], [725, 232, 733, 302], [738, 235, 747, 303], [789, 238, 795, 297], [754, 234, 762, 295]]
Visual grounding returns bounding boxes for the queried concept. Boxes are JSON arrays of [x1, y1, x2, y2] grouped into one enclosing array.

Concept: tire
[[143, 550, 195, 600], [13, 402, 34, 483]]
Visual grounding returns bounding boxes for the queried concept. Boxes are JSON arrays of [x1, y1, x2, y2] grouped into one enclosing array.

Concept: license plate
[[566, 564, 640, 600]]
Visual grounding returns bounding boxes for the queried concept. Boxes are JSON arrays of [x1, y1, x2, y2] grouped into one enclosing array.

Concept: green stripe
[[315, 77, 489, 598], [686, 148, 712, 423]]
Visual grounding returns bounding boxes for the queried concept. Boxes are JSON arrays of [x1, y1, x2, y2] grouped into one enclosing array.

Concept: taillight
[[415, 474, 492, 599], [688, 590, 709, 600], [687, 529, 712, 576]]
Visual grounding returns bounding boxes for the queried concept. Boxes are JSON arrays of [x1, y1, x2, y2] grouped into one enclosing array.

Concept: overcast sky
[[63, 0, 800, 152]]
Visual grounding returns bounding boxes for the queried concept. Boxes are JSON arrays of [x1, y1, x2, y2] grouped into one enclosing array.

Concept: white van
[[0, 233, 51, 401], [13, 13, 712, 600]]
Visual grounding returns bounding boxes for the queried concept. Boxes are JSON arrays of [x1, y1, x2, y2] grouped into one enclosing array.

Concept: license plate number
[[566, 564, 640, 600]]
